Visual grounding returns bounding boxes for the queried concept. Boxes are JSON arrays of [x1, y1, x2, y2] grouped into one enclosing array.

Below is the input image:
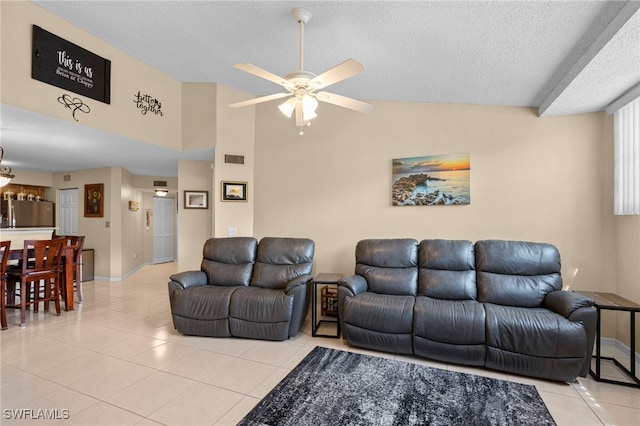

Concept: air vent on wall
[[224, 154, 245, 165], [153, 180, 167, 187], [63, 174, 71, 182]]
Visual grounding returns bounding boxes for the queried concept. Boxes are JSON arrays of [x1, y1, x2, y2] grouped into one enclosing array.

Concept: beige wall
[[214, 85, 255, 238], [254, 102, 615, 295], [1, 1, 181, 150], [614, 216, 640, 347], [177, 159, 213, 271], [52, 168, 112, 279]]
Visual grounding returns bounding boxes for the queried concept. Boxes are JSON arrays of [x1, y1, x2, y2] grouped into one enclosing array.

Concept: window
[[614, 97, 640, 215]]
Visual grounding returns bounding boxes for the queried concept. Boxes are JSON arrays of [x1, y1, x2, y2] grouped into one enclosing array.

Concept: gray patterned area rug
[[238, 346, 556, 426]]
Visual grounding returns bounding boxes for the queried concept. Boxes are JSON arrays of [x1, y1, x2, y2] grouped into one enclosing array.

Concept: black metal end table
[[311, 273, 342, 338], [579, 291, 640, 388]]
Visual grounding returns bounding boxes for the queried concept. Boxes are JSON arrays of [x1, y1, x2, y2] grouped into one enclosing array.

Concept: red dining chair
[[53, 235, 85, 304], [0, 240, 11, 330], [5, 239, 64, 327]]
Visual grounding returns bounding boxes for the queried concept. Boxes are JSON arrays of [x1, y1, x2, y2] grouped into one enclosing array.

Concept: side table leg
[[595, 307, 601, 379], [311, 283, 317, 337], [631, 311, 636, 379]]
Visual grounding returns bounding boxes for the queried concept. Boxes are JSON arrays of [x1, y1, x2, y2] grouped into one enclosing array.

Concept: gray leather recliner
[[338, 238, 596, 382], [168, 236, 315, 341]]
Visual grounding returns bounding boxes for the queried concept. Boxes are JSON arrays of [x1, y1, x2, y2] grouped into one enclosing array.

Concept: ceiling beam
[[605, 82, 640, 115], [536, 2, 640, 117]]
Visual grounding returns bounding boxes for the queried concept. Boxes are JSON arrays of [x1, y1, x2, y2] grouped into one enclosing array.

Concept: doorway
[[59, 188, 79, 235], [152, 196, 175, 264]]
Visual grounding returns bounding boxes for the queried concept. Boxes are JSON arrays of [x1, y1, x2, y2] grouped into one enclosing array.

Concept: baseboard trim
[[598, 337, 640, 365]]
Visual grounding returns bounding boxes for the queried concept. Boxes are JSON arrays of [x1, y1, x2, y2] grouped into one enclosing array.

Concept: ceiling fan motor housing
[[285, 70, 317, 89]]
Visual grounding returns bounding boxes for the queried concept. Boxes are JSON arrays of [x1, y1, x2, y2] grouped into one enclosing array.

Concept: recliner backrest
[[201, 237, 257, 286], [418, 239, 476, 300], [250, 237, 315, 289], [355, 239, 418, 296], [475, 240, 562, 307]]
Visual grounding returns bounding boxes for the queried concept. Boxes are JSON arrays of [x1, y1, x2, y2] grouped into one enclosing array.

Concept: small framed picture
[[84, 183, 104, 217], [184, 190, 209, 209], [221, 181, 248, 202]]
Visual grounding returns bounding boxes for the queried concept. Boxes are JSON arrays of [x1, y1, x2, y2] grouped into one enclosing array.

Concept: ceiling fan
[[229, 8, 373, 134]]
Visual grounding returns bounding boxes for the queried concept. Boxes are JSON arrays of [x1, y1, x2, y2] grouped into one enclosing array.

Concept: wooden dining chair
[[53, 235, 85, 304], [5, 239, 65, 327], [0, 240, 11, 330]]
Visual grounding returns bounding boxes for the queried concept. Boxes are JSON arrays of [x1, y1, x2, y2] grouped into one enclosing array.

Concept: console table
[[311, 273, 342, 338], [578, 291, 639, 388]]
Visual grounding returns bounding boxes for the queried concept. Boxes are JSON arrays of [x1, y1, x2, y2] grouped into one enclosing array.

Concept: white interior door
[[59, 188, 79, 235], [152, 196, 175, 264]]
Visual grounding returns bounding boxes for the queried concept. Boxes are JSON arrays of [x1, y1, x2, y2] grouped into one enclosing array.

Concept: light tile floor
[[1, 262, 639, 425]]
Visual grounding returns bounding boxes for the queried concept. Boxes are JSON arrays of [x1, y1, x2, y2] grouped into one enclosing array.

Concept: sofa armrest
[[543, 290, 594, 318], [285, 274, 313, 293], [169, 271, 208, 290], [338, 275, 368, 296]]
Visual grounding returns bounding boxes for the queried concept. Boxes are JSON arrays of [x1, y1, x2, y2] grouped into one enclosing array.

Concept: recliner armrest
[[284, 274, 313, 293], [543, 290, 594, 318], [169, 271, 208, 290], [338, 275, 368, 296]]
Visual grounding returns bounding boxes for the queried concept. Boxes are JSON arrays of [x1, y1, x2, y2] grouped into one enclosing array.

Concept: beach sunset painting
[[392, 153, 470, 206]]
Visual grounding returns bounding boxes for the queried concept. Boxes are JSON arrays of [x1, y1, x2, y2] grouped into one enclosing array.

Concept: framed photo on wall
[[221, 181, 248, 202], [184, 190, 209, 209], [84, 183, 104, 217]]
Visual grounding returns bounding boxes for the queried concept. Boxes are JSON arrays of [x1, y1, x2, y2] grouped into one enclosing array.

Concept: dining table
[[7, 245, 76, 311]]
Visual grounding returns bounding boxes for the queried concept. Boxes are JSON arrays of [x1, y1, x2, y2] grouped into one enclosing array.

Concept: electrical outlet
[[227, 227, 237, 236], [105, 221, 110, 228]]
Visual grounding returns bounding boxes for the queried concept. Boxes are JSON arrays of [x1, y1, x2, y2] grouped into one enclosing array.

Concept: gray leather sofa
[[168, 237, 315, 341], [338, 238, 596, 382]]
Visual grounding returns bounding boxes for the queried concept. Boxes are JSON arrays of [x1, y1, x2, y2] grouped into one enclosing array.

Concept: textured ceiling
[[2, 0, 639, 177]]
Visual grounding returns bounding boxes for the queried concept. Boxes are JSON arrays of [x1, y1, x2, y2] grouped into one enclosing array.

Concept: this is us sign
[[32, 25, 111, 104]]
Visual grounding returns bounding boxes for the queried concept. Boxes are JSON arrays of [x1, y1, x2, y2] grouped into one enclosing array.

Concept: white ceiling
[[2, 0, 639, 177]]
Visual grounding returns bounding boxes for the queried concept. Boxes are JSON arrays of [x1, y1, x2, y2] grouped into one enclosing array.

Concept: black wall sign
[[32, 25, 111, 104]]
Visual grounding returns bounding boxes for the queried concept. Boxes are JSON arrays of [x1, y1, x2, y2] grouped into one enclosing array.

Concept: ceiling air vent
[[153, 180, 167, 187], [224, 154, 245, 165]]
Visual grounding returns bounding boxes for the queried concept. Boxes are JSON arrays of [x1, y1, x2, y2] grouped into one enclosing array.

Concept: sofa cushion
[[201, 237, 257, 287], [418, 239, 476, 299], [342, 292, 414, 334], [413, 296, 486, 366], [355, 239, 418, 296], [169, 285, 237, 337], [475, 240, 562, 307], [414, 297, 485, 345], [250, 237, 314, 289], [484, 304, 586, 359], [229, 287, 294, 340]]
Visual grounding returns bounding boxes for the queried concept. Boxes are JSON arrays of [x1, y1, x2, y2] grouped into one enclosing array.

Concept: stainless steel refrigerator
[[1, 199, 55, 227]]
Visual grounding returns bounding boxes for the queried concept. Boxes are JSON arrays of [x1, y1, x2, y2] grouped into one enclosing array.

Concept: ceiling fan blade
[[316, 91, 373, 113], [309, 59, 365, 90], [234, 63, 289, 88], [229, 92, 290, 108]]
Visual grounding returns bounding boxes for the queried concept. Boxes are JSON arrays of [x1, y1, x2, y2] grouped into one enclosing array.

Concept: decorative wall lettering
[[133, 91, 164, 117], [32, 25, 111, 104], [58, 93, 91, 121]]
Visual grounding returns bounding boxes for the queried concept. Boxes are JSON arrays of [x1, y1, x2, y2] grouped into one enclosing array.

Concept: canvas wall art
[[392, 153, 470, 206]]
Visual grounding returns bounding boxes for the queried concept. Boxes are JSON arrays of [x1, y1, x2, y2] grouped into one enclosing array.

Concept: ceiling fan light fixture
[[302, 94, 318, 121], [230, 7, 371, 134], [0, 147, 15, 187], [278, 97, 297, 118]]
